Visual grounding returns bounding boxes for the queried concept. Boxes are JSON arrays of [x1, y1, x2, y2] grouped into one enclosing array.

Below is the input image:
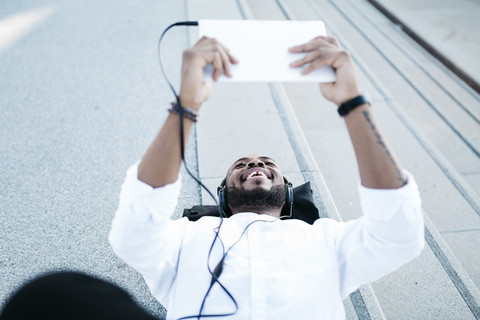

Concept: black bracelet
[[337, 94, 371, 117], [168, 102, 199, 122]]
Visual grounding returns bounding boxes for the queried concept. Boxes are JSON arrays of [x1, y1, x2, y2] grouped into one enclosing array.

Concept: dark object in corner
[[183, 182, 319, 225]]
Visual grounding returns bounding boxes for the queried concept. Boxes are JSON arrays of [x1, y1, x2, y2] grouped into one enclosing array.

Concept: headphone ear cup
[[218, 188, 226, 212], [286, 181, 294, 206], [217, 179, 230, 217], [282, 178, 294, 217]]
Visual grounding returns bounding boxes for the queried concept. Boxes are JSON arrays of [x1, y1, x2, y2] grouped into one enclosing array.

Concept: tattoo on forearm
[[362, 110, 405, 183]]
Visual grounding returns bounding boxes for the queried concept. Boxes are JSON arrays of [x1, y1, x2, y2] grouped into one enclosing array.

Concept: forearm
[[138, 37, 236, 188], [138, 113, 194, 188], [344, 104, 405, 189]]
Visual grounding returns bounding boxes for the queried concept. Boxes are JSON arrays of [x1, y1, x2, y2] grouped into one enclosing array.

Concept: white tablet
[[198, 19, 336, 83]]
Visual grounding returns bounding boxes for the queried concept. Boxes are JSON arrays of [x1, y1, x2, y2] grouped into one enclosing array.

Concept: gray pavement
[[0, 1, 192, 317], [2, 0, 480, 319]]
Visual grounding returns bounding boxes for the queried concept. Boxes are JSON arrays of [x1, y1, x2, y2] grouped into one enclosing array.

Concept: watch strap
[[337, 94, 370, 117]]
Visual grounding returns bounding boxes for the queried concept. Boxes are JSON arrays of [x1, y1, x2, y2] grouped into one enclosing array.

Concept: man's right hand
[[179, 36, 239, 111], [139, 37, 237, 188]]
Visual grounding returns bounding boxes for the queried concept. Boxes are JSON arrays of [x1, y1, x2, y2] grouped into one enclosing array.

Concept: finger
[[289, 42, 319, 53], [301, 52, 336, 74], [195, 36, 214, 49], [214, 42, 239, 77], [289, 39, 316, 53], [288, 44, 306, 53], [289, 36, 334, 53], [202, 81, 212, 101], [229, 52, 239, 64], [211, 51, 223, 81], [323, 36, 339, 47], [199, 41, 230, 78], [303, 38, 334, 52], [301, 60, 327, 75], [194, 39, 238, 80], [222, 47, 239, 64], [218, 46, 233, 77], [290, 52, 313, 68], [218, 43, 239, 67], [301, 50, 350, 75], [290, 47, 331, 68], [319, 82, 333, 96]]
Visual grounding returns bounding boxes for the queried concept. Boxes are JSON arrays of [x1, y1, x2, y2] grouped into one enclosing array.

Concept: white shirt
[[109, 164, 424, 320]]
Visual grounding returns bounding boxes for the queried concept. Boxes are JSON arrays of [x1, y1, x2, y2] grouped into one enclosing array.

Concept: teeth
[[247, 171, 266, 179]]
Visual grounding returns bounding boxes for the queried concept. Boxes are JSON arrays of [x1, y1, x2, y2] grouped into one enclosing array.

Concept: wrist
[[178, 94, 202, 111], [335, 90, 363, 107], [337, 93, 371, 117], [168, 102, 199, 123]]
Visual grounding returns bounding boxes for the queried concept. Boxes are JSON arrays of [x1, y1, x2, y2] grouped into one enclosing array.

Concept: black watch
[[337, 94, 371, 117]]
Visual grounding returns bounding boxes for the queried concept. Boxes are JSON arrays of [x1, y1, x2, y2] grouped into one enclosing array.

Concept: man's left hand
[[289, 36, 362, 107]]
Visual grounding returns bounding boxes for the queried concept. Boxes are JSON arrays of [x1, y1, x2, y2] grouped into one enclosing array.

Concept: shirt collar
[[230, 212, 279, 221]]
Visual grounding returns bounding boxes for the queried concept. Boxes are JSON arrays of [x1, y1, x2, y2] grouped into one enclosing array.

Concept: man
[[108, 35, 425, 319]]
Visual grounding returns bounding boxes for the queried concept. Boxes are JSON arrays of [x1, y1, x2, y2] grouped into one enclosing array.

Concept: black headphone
[[217, 177, 294, 217]]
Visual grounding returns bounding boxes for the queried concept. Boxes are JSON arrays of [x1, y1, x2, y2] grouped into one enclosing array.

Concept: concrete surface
[[1, 0, 480, 319], [374, 0, 480, 84], [0, 1, 192, 317]]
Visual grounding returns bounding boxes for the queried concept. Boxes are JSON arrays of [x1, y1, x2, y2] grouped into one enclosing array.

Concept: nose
[[247, 158, 265, 168]]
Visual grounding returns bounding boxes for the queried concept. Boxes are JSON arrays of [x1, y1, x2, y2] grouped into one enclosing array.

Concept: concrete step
[[249, 0, 480, 318], [371, 0, 480, 86], [187, 0, 480, 318]]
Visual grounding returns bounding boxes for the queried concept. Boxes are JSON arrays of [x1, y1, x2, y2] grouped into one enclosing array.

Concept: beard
[[226, 184, 286, 213]]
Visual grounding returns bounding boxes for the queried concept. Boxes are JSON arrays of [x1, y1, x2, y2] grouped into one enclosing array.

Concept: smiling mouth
[[242, 168, 272, 181]]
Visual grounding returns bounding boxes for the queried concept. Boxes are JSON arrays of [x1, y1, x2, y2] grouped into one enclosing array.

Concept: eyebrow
[[233, 156, 277, 165]]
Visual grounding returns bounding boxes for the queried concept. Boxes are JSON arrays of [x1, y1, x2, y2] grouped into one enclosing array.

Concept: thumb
[[201, 82, 212, 102], [319, 82, 334, 101]]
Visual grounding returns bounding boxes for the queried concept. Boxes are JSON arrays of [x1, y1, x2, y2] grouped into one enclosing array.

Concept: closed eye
[[234, 163, 245, 169]]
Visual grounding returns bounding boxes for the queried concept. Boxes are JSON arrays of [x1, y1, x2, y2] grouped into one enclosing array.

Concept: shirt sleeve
[[109, 162, 184, 303], [334, 171, 425, 299]]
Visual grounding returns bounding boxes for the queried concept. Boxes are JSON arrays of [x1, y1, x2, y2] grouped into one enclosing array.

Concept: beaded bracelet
[[168, 102, 199, 123]]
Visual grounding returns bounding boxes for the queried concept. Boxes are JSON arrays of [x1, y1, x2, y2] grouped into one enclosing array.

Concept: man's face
[[225, 154, 284, 192], [224, 154, 286, 214]]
